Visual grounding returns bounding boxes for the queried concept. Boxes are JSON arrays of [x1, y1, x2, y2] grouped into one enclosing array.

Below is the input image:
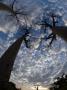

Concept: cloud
[[0, 0, 67, 86], [10, 37, 67, 85]]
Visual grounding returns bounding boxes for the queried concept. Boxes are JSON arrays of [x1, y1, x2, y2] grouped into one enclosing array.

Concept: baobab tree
[[0, 0, 30, 89], [0, 0, 67, 89], [36, 12, 67, 47], [34, 84, 40, 90]]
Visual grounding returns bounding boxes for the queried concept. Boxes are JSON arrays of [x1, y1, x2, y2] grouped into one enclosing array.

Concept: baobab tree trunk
[[45, 22, 67, 41], [52, 26, 67, 41], [0, 35, 24, 83]]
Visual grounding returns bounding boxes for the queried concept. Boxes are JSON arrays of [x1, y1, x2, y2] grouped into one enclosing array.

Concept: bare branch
[[0, 2, 28, 23], [11, 0, 16, 9]]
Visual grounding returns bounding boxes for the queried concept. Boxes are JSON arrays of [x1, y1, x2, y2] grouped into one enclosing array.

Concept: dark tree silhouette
[[50, 74, 67, 90], [0, 25, 30, 89], [0, 0, 67, 89], [34, 84, 40, 90], [45, 13, 57, 46], [0, 0, 27, 22], [0, 82, 20, 90]]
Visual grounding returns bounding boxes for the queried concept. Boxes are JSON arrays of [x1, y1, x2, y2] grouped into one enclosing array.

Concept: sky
[[0, 0, 67, 87], [16, 84, 49, 90]]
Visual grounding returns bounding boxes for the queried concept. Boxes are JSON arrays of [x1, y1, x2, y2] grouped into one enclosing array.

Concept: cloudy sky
[[0, 0, 67, 87]]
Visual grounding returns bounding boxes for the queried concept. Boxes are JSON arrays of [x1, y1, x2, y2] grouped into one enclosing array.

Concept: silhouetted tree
[[0, 82, 20, 90], [0, 1, 67, 90], [0, 0, 28, 22], [50, 74, 67, 90]]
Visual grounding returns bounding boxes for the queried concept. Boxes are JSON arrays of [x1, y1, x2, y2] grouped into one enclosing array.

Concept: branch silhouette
[[0, 0, 27, 22]]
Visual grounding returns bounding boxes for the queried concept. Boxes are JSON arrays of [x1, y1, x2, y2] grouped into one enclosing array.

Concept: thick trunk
[[52, 26, 67, 41], [0, 35, 24, 82]]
